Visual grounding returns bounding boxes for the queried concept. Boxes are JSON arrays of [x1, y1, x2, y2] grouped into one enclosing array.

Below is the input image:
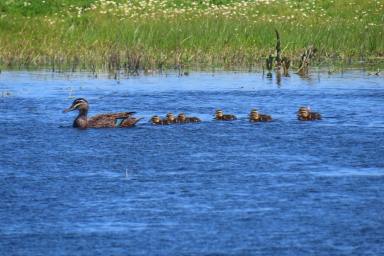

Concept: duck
[[150, 115, 166, 125], [214, 110, 237, 121], [63, 98, 141, 128], [164, 112, 177, 124], [297, 106, 321, 121], [177, 113, 201, 123], [249, 109, 272, 122]]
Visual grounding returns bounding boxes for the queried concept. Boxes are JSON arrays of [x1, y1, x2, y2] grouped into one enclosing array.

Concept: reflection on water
[[0, 70, 384, 255]]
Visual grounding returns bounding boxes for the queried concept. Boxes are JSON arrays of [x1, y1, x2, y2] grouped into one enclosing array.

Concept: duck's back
[[298, 112, 321, 121], [88, 112, 136, 128], [217, 114, 236, 121], [310, 112, 321, 120]]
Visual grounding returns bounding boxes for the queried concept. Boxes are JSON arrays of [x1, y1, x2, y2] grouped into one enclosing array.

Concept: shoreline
[[0, 61, 383, 75], [0, 66, 382, 79]]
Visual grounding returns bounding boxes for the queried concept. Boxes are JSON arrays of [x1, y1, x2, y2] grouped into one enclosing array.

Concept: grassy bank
[[0, 0, 383, 72]]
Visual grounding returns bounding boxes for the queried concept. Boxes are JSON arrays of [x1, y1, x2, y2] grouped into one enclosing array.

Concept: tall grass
[[0, 0, 383, 72]]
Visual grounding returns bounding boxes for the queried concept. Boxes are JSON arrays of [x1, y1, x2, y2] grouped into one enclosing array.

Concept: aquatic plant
[[297, 45, 317, 76], [265, 30, 292, 77]]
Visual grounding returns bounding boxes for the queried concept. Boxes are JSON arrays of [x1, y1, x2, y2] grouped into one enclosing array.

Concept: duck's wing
[[119, 117, 143, 127], [88, 112, 136, 128]]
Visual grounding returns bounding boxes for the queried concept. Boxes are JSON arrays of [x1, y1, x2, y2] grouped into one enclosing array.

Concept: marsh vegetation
[[0, 0, 383, 72]]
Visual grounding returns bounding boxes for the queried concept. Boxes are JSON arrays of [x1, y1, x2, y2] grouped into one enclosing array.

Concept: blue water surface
[[0, 70, 384, 255]]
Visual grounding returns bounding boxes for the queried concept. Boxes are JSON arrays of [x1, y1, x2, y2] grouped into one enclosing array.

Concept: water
[[1, 70, 384, 255]]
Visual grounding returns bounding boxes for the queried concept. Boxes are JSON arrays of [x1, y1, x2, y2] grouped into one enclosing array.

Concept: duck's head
[[250, 109, 260, 119], [178, 113, 186, 122], [63, 98, 89, 113], [298, 106, 310, 118], [215, 109, 223, 118], [151, 115, 161, 124], [166, 112, 175, 122]]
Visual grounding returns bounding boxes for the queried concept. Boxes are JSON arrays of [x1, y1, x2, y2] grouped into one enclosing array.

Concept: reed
[[0, 0, 383, 72]]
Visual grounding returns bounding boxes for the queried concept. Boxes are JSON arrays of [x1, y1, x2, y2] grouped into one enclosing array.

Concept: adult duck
[[63, 98, 141, 128]]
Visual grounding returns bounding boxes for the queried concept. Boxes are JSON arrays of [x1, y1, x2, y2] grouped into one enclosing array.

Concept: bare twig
[[297, 45, 317, 75]]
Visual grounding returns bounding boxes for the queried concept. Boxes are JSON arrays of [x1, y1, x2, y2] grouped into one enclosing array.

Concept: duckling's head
[[166, 112, 175, 122], [178, 113, 186, 122], [215, 109, 223, 118], [250, 109, 259, 119], [151, 115, 161, 124], [63, 98, 89, 113], [298, 106, 310, 118]]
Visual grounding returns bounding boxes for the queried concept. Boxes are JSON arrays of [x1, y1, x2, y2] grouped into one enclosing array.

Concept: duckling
[[297, 106, 321, 121], [63, 98, 141, 129], [214, 110, 237, 121], [164, 112, 177, 124], [249, 109, 272, 122], [150, 115, 166, 125], [177, 113, 201, 123]]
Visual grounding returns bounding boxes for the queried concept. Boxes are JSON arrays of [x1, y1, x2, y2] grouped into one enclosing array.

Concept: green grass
[[0, 0, 383, 71]]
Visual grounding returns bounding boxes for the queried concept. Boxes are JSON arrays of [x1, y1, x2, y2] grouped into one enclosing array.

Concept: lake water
[[1, 70, 383, 255]]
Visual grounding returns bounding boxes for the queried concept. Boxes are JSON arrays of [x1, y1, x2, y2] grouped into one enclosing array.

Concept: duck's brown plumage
[[298, 112, 321, 121], [215, 110, 237, 121], [250, 114, 272, 122], [150, 115, 167, 125], [64, 98, 141, 128], [163, 113, 177, 125], [249, 109, 272, 122], [177, 113, 201, 123], [87, 112, 138, 128], [185, 117, 201, 123], [216, 114, 236, 121], [297, 107, 321, 121]]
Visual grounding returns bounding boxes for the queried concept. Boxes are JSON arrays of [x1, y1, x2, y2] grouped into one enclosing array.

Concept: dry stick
[[297, 45, 316, 76], [263, 30, 280, 78], [175, 50, 183, 76], [275, 29, 282, 67], [275, 29, 290, 76], [282, 56, 291, 76], [266, 54, 273, 78]]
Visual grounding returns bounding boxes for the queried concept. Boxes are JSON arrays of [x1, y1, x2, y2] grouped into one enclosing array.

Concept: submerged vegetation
[[0, 0, 383, 72]]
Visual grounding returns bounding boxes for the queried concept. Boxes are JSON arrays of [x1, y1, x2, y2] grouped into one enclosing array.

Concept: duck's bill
[[63, 107, 74, 113]]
